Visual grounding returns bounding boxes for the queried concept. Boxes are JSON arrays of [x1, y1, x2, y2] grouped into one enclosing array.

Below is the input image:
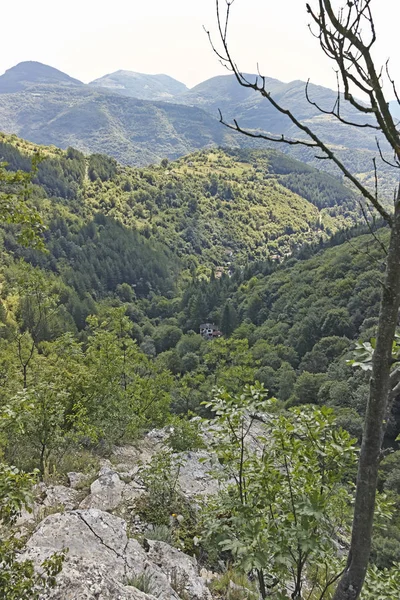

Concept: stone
[[36, 558, 156, 599], [43, 485, 82, 511], [67, 471, 90, 490], [178, 451, 220, 498], [147, 540, 212, 600], [80, 469, 124, 511], [21, 510, 208, 600]]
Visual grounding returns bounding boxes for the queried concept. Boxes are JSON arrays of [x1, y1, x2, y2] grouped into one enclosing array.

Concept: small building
[[200, 323, 223, 340]]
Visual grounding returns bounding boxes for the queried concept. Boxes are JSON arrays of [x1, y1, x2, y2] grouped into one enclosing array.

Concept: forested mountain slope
[[0, 133, 385, 425], [1, 133, 400, 577], [0, 62, 397, 199], [0, 61, 83, 93], [0, 86, 239, 166], [180, 74, 375, 144], [0, 135, 360, 268]]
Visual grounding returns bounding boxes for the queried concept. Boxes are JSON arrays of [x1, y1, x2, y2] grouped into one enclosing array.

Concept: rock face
[[20, 431, 221, 599], [147, 540, 213, 600], [22, 509, 212, 600], [79, 468, 125, 511]]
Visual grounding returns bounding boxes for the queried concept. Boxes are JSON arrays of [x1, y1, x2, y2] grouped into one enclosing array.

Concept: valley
[[0, 34, 399, 599]]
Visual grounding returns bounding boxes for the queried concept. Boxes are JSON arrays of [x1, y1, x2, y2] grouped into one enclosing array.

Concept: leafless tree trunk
[[208, 1, 400, 598]]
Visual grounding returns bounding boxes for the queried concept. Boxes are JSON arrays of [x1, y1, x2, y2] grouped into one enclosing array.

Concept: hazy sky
[[1, 0, 399, 92]]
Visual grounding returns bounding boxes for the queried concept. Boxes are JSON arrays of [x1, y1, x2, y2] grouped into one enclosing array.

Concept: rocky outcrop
[[22, 509, 212, 600], [146, 540, 213, 600], [79, 467, 125, 511], [19, 430, 222, 599]]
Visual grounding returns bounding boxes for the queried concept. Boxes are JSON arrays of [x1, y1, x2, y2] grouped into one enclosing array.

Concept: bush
[[166, 415, 205, 452], [134, 450, 183, 526]]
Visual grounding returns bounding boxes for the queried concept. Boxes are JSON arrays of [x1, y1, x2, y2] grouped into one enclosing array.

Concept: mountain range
[[0, 61, 398, 189]]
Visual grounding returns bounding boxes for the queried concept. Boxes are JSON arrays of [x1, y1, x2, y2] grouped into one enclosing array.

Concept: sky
[[1, 0, 399, 93]]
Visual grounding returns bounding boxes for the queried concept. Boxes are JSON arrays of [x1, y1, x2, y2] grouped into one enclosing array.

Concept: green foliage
[[134, 450, 183, 526], [0, 155, 45, 249], [361, 563, 400, 599], [143, 524, 172, 544], [83, 309, 172, 443], [347, 333, 400, 371], [88, 154, 117, 182], [4, 384, 81, 474], [202, 384, 357, 598], [126, 572, 155, 595], [166, 413, 205, 452], [211, 568, 259, 600]]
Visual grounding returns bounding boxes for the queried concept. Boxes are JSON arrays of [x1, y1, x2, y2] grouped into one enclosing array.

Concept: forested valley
[[1, 132, 399, 600]]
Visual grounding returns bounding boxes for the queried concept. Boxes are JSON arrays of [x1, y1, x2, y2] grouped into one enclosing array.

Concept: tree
[[0, 154, 45, 250], [203, 384, 358, 599], [84, 308, 172, 442], [220, 300, 238, 336], [209, 1, 400, 598], [0, 400, 65, 598]]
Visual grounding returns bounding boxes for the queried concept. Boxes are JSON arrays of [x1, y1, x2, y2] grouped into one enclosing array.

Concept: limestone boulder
[[67, 471, 91, 490], [21, 509, 211, 600], [79, 468, 124, 511], [43, 485, 82, 511], [177, 451, 220, 498], [146, 539, 212, 600]]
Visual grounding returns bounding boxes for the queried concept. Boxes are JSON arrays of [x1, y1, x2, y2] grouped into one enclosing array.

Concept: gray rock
[[37, 558, 156, 599], [178, 452, 220, 498], [80, 470, 124, 511], [147, 540, 212, 600], [67, 471, 90, 490], [43, 485, 81, 511], [21, 510, 209, 600]]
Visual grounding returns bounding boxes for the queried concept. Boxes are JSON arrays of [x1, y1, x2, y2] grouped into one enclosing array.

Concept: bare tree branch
[[207, 2, 400, 599]]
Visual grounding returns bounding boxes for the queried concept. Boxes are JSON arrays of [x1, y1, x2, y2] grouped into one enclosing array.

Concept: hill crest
[[0, 61, 83, 93]]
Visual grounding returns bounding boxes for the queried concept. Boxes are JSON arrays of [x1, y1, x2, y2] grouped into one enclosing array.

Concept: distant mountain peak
[[89, 70, 188, 101], [0, 61, 82, 93]]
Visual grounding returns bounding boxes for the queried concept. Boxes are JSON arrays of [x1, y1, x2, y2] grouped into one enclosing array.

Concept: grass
[[126, 571, 155, 595]]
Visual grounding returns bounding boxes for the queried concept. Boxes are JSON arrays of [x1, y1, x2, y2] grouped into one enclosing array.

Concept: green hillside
[[0, 135, 360, 268], [1, 134, 400, 579], [0, 85, 240, 166], [181, 74, 398, 199]]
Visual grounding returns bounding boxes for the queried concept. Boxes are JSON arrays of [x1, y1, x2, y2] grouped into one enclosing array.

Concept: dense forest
[[0, 135, 399, 599]]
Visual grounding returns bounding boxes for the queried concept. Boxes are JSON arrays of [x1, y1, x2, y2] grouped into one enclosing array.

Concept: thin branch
[[211, 0, 393, 224], [305, 79, 380, 130], [317, 568, 346, 600], [386, 60, 400, 108]]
